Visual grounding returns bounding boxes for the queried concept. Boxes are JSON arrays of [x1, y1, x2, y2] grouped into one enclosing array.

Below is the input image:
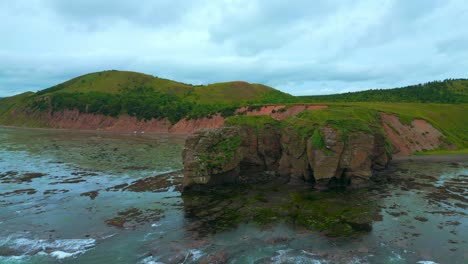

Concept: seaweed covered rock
[[182, 121, 284, 190], [182, 127, 243, 189]]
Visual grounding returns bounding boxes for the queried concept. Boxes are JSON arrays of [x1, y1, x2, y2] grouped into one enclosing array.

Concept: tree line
[[29, 87, 290, 124], [299, 79, 468, 103]]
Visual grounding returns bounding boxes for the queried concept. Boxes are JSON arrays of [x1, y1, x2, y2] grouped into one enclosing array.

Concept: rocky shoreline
[[181, 114, 454, 192]]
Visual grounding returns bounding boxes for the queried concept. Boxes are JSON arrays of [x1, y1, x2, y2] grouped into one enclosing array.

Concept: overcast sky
[[1, 0, 467, 97]]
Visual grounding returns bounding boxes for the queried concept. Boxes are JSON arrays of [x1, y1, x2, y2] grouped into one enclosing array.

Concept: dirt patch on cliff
[[48, 110, 224, 134], [237, 105, 328, 120], [169, 115, 225, 134], [49, 109, 172, 133], [381, 113, 453, 156]]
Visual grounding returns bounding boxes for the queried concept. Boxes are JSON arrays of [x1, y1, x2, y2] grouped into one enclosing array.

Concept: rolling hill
[[35, 70, 294, 104]]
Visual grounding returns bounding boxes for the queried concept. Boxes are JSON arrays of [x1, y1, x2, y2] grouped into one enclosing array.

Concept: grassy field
[[355, 102, 467, 149], [295, 102, 468, 150]]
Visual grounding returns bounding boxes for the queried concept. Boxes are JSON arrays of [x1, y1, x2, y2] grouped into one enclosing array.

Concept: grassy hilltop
[[35, 70, 293, 104], [0, 70, 467, 152]]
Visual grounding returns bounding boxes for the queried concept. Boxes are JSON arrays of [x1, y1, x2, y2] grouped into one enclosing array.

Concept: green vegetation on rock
[[283, 106, 380, 140], [311, 129, 325, 149], [225, 115, 280, 129], [198, 132, 242, 172]]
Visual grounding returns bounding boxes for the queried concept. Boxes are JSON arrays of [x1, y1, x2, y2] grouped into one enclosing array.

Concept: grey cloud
[[0, 0, 467, 97], [44, 0, 198, 30], [208, 0, 352, 55]]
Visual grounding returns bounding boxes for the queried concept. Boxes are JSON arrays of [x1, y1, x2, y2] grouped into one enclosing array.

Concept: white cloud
[[0, 0, 467, 97]]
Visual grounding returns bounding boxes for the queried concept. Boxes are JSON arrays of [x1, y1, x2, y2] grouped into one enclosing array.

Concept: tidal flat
[[0, 127, 466, 264]]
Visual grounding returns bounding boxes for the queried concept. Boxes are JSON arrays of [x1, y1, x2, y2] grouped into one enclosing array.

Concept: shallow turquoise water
[[0, 127, 466, 264]]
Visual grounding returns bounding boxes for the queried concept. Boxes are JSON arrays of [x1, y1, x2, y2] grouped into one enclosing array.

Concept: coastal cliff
[[3, 104, 326, 134], [182, 107, 453, 191], [182, 126, 389, 190]]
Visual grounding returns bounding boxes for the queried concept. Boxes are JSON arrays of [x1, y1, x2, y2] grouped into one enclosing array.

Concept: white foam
[[1, 236, 95, 260], [189, 249, 204, 261], [50, 250, 76, 259], [271, 249, 326, 264], [151, 223, 162, 228], [388, 251, 404, 262], [101, 233, 117, 240], [348, 257, 368, 264], [417, 261, 439, 264], [139, 256, 165, 264]]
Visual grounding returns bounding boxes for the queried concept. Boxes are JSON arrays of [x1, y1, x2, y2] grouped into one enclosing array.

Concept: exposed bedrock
[[182, 125, 390, 191]]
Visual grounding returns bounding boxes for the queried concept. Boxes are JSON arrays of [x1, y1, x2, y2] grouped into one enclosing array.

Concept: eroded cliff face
[[48, 109, 225, 134], [18, 105, 327, 134], [380, 113, 454, 156], [182, 125, 390, 191]]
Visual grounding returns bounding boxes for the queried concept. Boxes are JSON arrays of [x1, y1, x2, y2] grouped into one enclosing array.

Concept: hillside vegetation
[[299, 79, 468, 103], [0, 70, 295, 124], [36, 70, 295, 104]]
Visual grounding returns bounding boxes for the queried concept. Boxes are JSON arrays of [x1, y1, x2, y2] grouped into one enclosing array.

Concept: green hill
[[0, 70, 296, 125], [35, 70, 294, 104], [299, 79, 468, 103]]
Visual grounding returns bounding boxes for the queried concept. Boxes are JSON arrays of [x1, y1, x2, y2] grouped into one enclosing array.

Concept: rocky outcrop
[[182, 124, 391, 191], [182, 127, 243, 188], [278, 126, 389, 188]]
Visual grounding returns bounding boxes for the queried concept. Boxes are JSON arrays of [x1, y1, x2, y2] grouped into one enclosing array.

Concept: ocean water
[[0, 127, 466, 264]]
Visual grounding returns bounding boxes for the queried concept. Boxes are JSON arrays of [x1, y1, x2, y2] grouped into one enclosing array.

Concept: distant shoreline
[[392, 154, 468, 163], [0, 125, 189, 138], [2, 125, 467, 161]]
